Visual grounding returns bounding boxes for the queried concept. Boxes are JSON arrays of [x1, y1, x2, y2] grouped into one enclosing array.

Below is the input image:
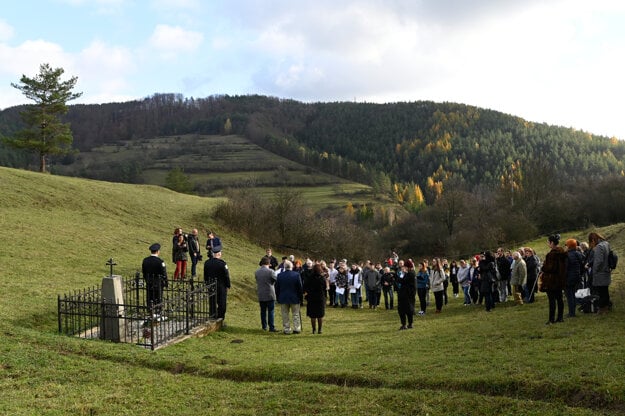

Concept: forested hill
[[1, 94, 624, 192]]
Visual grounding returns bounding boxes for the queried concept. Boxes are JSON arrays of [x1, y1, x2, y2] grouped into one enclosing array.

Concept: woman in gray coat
[[588, 232, 612, 313]]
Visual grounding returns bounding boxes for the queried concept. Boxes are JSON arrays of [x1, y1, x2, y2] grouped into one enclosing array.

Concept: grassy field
[[1, 166, 624, 415]]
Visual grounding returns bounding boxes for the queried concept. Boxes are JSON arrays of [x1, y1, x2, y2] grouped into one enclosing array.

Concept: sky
[[1, 0, 624, 139]]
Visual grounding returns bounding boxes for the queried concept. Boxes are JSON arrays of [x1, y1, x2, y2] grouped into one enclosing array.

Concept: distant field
[[51, 133, 392, 211]]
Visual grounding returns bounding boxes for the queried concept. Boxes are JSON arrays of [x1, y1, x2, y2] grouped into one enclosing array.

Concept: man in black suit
[[142, 243, 168, 317], [204, 248, 230, 322]]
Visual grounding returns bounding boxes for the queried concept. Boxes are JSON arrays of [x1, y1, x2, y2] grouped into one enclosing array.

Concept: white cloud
[[0, 19, 14, 42], [74, 40, 136, 101], [148, 24, 203, 59]]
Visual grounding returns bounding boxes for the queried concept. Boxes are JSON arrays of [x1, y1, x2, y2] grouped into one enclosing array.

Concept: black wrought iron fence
[[58, 275, 216, 350]]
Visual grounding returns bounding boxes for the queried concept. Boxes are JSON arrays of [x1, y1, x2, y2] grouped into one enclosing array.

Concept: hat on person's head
[[211, 247, 221, 254], [149, 243, 161, 252], [405, 259, 415, 269]]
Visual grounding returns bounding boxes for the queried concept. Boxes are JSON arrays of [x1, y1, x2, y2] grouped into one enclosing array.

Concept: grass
[[1, 165, 624, 415]]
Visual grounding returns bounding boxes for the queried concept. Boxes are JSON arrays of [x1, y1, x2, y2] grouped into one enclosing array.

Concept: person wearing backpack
[[588, 232, 612, 314]]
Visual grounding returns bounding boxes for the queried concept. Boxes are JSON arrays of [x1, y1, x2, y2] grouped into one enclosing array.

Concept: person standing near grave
[[204, 247, 230, 323], [173, 232, 188, 280], [255, 256, 277, 332], [205, 230, 222, 259], [142, 243, 168, 316], [187, 228, 201, 278]]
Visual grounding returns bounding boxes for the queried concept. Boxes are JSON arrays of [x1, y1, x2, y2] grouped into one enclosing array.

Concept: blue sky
[[1, 0, 624, 139]]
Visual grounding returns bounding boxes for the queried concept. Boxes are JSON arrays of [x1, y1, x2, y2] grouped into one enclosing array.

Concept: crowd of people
[[143, 228, 615, 332], [253, 232, 614, 333]]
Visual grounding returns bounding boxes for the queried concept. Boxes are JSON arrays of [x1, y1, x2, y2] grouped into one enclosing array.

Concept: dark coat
[[142, 255, 168, 289], [540, 247, 566, 291], [204, 257, 230, 289], [478, 260, 496, 293], [276, 270, 303, 304], [565, 249, 585, 286], [395, 270, 416, 301]]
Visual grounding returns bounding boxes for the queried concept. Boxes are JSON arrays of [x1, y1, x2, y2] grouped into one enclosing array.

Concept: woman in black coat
[[478, 251, 496, 312], [303, 263, 328, 334], [523, 247, 539, 303], [395, 260, 417, 330]]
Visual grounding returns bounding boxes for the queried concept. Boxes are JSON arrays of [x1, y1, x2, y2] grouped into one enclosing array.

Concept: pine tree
[[4, 63, 82, 172]]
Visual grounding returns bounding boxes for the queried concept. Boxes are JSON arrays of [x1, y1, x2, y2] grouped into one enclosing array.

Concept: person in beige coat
[[510, 251, 527, 305]]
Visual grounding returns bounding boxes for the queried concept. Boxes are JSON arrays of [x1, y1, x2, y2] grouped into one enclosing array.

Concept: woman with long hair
[[429, 258, 446, 313]]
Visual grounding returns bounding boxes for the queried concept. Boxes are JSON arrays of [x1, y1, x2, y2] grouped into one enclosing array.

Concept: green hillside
[[1, 166, 624, 415], [48, 133, 381, 211]]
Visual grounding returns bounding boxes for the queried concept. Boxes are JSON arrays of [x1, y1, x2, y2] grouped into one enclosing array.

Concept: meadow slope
[[0, 166, 623, 416]]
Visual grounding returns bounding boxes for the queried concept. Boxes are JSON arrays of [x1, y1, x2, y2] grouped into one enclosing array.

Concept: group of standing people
[[145, 229, 615, 333], [539, 232, 613, 324], [255, 249, 328, 334]]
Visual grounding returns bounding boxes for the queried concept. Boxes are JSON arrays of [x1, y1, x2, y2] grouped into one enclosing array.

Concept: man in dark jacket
[[204, 248, 230, 322], [205, 230, 222, 259], [142, 243, 168, 317], [275, 260, 303, 334], [260, 248, 279, 270], [188, 228, 201, 278]]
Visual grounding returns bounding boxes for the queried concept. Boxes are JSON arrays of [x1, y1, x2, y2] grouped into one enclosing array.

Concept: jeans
[[417, 287, 428, 312], [328, 283, 336, 306], [350, 291, 360, 308], [497, 280, 508, 302], [336, 291, 347, 307], [259, 300, 275, 330], [565, 284, 577, 316], [190, 254, 199, 277], [383, 286, 394, 309], [462, 286, 471, 304]]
